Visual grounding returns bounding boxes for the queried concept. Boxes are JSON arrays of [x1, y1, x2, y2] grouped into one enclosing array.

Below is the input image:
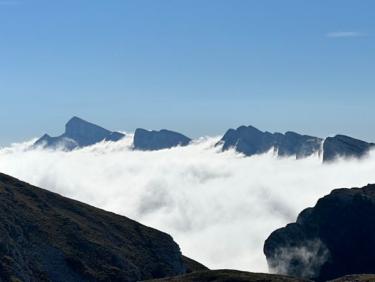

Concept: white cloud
[[0, 137, 375, 272], [326, 31, 366, 38]]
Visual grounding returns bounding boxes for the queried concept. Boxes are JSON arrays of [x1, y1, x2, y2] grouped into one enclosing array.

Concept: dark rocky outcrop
[[217, 126, 322, 159], [181, 256, 208, 274], [144, 269, 312, 282], [264, 184, 375, 281], [133, 128, 191, 151], [0, 173, 187, 281], [34, 117, 125, 150], [322, 135, 375, 162]]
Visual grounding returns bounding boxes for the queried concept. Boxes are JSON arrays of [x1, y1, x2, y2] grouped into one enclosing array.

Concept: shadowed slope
[[328, 274, 375, 282], [143, 269, 311, 282], [0, 173, 185, 281]]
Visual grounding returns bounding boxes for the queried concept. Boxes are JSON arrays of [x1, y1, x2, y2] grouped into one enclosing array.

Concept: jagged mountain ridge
[[217, 125, 323, 159], [323, 135, 375, 162], [217, 125, 374, 162], [32, 118, 375, 161]]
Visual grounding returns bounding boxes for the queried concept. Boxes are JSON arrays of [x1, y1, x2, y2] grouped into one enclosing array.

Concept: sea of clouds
[[0, 135, 374, 272]]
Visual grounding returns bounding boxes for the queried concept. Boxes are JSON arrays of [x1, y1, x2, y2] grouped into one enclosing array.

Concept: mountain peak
[[65, 116, 104, 132], [66, 116, 86, 125], [133, 128, 191, 151], [323, 134, 375, 162], [34, 117, 125, 150], [218, 125, 322, 158]]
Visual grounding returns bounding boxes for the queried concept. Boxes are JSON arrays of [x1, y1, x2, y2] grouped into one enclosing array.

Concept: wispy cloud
[[326, 31, 367, 38]]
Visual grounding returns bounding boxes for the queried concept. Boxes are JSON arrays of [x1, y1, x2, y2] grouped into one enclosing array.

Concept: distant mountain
[[217, 126, 323, 159], [33, 119, 375, 161], [264, 184, 375, 281], [217, 125, 375, 162], [0, 172, 196, 281], [322, 135, 375, 162], [133, 128, 191, 151], [34, 116, 125, 150]]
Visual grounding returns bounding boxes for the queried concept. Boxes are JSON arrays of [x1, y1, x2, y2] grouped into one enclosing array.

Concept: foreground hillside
[[328, 274, 375, 281], [0, 173, 186, 281], [144, 270, 375, 282], [144, 269, 311, 282]]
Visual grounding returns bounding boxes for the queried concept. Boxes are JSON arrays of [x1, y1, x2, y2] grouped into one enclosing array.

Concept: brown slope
[[143, 269, 312, 282], [0, 173, 185, 282]]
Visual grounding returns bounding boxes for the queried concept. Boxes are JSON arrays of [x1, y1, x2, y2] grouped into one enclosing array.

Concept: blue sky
[[0, 0, 374, 145]]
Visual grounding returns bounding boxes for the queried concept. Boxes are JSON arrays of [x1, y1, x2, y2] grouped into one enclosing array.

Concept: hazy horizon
[[2, 114, 375, 147]]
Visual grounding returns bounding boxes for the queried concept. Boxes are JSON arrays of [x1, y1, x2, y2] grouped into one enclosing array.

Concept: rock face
[[264, 184, 375, 281], [322, 135, 375, 162], [133, 128, 191, 151], [0, 173, 186, 281], [144, 269, 312, 282], [181, 256, 208, 274], [217, 126, 322, 158], [34, 117, 125, 150]]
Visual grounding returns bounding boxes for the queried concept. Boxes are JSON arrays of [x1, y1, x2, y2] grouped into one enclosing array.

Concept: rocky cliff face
[[0, 173, 186, 281], [217, 125, 375, 162], [217, 126, 322, 159], [264, 184, 375, 281], [34, 117, 125, 150], [322, 135, 375, 162], [133, 128, 191, 151]]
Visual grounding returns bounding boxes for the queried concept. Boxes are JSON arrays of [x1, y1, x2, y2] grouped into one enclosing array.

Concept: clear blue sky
[[0, 0, 374, 145]]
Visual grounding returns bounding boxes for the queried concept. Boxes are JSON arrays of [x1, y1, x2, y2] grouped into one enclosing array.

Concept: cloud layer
[[0, 136, 374, 272]]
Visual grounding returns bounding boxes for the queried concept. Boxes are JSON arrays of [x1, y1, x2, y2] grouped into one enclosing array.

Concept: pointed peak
[[235, 125, 263, 133], [65, 116, 103, 133], [66, 116, 87, 125]]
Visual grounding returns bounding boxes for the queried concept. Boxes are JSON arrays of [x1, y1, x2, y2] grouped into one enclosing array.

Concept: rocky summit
[[217, 125, 322, 159], [322, 135, 375, 162], [133, 128, 191, 151], [217, 125, 375, 162], [34, 116, 125, 150], [264, 184, 375, 281], [0, 173, 188, 282]]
